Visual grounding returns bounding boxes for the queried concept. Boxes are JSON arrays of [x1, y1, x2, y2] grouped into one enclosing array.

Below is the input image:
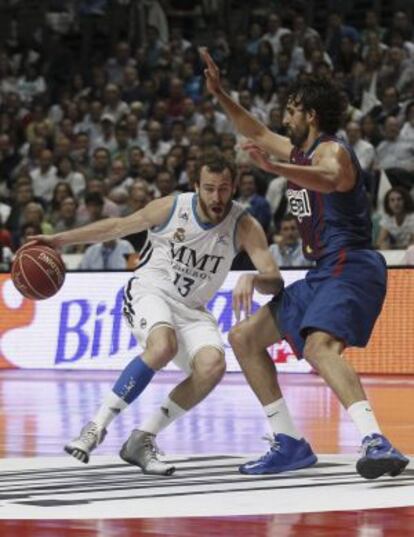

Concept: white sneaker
[[64, 421, 107, 464], [119, 430, 175, 476]]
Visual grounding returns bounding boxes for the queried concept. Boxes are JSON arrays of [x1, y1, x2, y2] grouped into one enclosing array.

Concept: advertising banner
[[0, 271, 310, 372]]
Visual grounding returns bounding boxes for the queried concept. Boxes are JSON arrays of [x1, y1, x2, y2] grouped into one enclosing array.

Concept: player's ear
[[307, 108, 317, 125], [194, 182, 200, 193]]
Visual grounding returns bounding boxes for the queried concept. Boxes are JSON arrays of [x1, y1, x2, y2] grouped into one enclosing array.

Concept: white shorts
[[123, 278, 224, 374]]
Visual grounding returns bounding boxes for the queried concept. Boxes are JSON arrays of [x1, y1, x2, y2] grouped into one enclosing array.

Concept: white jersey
[[133, 193, 246, 308]]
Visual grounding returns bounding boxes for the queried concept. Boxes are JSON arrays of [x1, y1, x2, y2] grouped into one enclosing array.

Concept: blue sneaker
[[357, 433, 409, 479], [239, 434, 318, 475]]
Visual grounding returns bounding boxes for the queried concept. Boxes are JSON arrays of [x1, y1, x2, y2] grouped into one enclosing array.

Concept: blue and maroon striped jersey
[[287, 134, 372, 261]]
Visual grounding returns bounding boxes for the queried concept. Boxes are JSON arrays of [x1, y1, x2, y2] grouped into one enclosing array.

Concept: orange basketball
[[11, 244, 66, 300]]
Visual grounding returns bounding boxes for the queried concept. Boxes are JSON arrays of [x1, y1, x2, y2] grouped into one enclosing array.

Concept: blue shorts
[[268, 249, 387, 358]]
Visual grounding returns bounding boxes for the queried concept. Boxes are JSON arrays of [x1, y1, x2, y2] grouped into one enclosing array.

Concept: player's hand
[[241, 140, 277, 174], [199, 47, 222, 96], [25, 234, 62, 249], [232, 273, 255, 322]]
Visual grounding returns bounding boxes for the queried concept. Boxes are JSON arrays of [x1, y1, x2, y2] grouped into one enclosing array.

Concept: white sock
[[93, 391, 129, 429], [347, 400, 382, 439], [140, 397, 187, 435], [264, 398, 302, 440]]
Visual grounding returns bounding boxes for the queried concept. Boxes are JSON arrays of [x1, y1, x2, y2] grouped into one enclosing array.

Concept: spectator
[[21, 202, 54, 241], [361, 10, 386, 44], [195, 100, 232, 134], [121, 180, 150, 216], [106, 158, 132, 192], [153, 169, 178, 198], [79, 238, 134, 270], [19, 222, 42, 247], [325, 12, 359, 64], [261, 13, 290, 56], [106, 41, 136, 85], [88, 147, 111, 181], [102, 83, 129, 122], [254, 73, 279, 118], [371, 86, 402, 125], [292, 14, 319, 48], [112, 123, 130, 164], [128, 146, 144, 178], [121, 67, 143, 105], [165, 77, 187, 119], [237, 171, 271, 232], [78, 181, 120, 222], [142, 120, 171, 164], [270, 214, 313, 267], [56, 156, 86, 196], [76, 100, 103, 143], [400, 101, 414, 142], [92, 114, 117, 154], [360, 114, 383, 147], [377, 187, 414, 249], [345, 121, 376, 172], [49, 182, 75, 224], [16, 63, 46, 105], [5, 180, 36, 236], [29, 149, 58, 203], [376, 116, 414, 189]]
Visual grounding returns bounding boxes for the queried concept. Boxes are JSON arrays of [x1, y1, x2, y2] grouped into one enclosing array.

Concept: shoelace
[[360, 437, 382, 456], [143, 437, 165, 458], [256, 434, 281, 461]]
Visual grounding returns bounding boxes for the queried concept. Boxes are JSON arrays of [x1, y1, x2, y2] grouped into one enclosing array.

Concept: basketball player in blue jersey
[[30, 156, 284, 475], [201, 48, 409, 479]]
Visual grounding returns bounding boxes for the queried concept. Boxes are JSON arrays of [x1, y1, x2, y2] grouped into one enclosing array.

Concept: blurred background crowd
[[0, 0, 414, 271]]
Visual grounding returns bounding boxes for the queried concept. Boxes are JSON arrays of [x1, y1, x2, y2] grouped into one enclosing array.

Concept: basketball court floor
[[0, 370, 412, 536]]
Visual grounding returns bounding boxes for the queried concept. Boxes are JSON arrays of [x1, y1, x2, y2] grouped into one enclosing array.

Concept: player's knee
[[194, 351, 226, 383], [147, 335, 178, 368], [228, 323, 249, 354], [303, 332, 339, 367]]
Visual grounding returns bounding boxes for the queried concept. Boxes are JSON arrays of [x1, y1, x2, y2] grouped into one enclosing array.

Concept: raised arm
[[200, 48, 293, 161], [30, 196, 176, 249]]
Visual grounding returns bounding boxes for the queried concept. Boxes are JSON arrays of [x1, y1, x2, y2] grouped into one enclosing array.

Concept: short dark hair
[[281, 213, 297, 223], [287, 76, 343, 134], [85, 192, 104, 207], [195, 154, 237, 184], [384, 187, 414, 216]]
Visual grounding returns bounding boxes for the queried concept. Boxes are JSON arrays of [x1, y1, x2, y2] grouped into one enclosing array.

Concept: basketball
[[11, 244, 66, 300]]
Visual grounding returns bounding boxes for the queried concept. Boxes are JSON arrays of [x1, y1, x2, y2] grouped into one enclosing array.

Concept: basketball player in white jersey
[[31, 155, 283, 475]]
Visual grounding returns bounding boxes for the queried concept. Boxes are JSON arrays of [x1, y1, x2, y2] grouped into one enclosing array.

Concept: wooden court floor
[[0, 370, 412, 536]]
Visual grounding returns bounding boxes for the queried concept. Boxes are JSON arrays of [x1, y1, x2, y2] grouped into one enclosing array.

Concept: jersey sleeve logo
[[178, 208, 189, 222], [286, 188, 312, 223]]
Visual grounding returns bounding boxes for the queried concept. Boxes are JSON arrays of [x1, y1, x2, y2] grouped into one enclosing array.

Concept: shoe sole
[[119, 444, 176, 476], [356, 457, 409, 479], [64, 445, 90, 464], [239, 454, 318, 475]]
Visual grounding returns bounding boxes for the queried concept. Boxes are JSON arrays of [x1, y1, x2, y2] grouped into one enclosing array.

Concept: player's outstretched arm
[[200, 47, 292, 161], [29, 196, 176, 249], [232, 214, 284, 321]]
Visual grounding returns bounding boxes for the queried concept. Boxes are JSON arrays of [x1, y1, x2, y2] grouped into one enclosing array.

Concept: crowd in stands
[[1, 0, 414, 271]]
